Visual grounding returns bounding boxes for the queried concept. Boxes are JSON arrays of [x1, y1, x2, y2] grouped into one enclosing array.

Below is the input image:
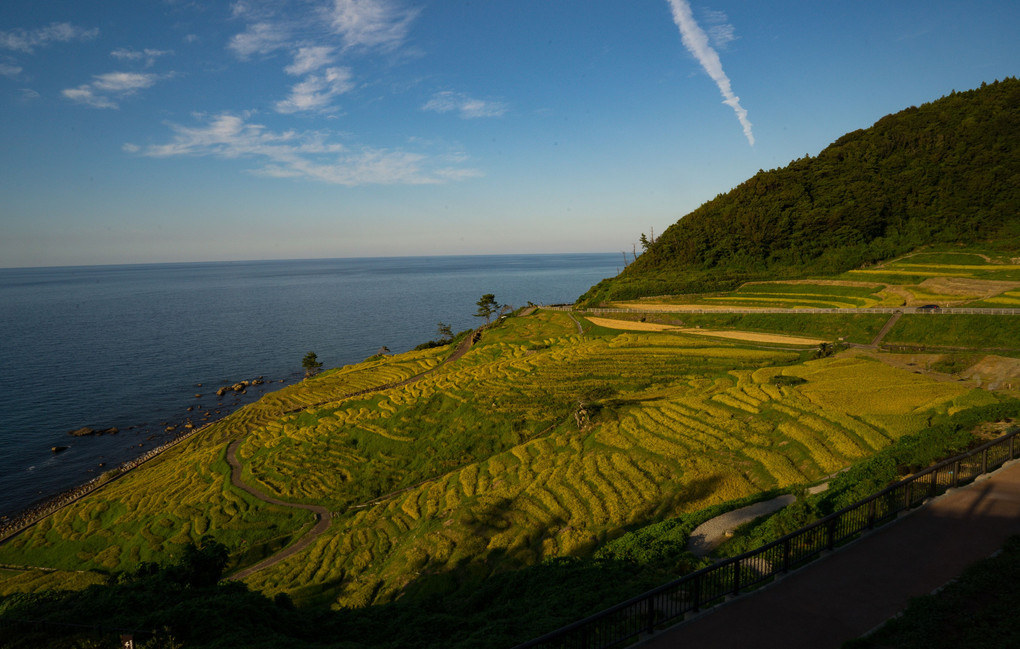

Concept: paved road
[[639, 460, 1020, 649]]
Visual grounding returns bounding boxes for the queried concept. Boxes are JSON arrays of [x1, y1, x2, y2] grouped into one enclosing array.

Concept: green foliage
[[302, 351, 323, 377], [771, 375, 807, 386], [474, 293, 501, 322], [580, 78, 1020, 305]]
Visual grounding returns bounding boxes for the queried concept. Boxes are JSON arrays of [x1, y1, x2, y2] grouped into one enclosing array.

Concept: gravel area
[[686, 494, 797, 557]]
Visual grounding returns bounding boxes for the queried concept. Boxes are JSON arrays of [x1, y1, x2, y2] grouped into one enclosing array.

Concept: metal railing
[[512, 427, 1020, 649]]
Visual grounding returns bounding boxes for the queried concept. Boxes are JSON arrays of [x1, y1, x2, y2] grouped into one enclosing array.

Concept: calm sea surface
[[0, 254, 619, 517]]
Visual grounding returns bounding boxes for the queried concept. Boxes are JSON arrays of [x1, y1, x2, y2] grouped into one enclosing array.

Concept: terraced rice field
[[237, 320, 980, 608], [0, 309, 997, 608], [698, 282, 887, 309]]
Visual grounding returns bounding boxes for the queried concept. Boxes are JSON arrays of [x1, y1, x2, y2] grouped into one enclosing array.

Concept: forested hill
[[579, 78, 1020, 305]]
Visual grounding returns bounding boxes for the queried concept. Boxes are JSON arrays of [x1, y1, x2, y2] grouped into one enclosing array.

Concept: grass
[[627, 312, 890, 345], [884, 314, 1020, 349]]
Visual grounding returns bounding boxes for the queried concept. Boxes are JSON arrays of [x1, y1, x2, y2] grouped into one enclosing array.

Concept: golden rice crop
[[741, 446, 807, 486], [777, 421, 843, 474]]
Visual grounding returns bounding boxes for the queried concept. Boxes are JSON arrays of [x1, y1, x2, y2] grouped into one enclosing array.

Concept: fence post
[[983, 449, 988, 475], [732, 559, 741, 595], [867, 499, 876, 529], [826, 518, 836, 551], [929, 469, 938, 498], [783, 538, 791, 572], [1011, 434, 1016, 461], [692, 574, 702, 613], [905, 481, 913, 509], [954, 460, 961, 488], [646, 595, 656, 635]]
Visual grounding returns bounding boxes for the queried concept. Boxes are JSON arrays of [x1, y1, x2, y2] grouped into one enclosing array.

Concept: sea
[[0, 254, 619, 518]]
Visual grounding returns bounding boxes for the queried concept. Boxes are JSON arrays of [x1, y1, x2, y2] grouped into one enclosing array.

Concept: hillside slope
[[580, 78, 1020, 305]]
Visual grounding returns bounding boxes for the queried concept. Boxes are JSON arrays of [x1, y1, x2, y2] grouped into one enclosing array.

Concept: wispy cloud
[[111, 47, 173, 67], [0, 22, 98, 53], [225, 0, 419, 114], [127, 112, 481, 185], [285, 46, 335, 75], [228, 22, 290, 59], [328, 0, 419, 52], [666, 0, 754, 146], [701, 9, 737, 49], [62, 71, 162, 109], [0, 62, 22, 78], [423, 91, 508, 119], [276, 66, 355, 113]]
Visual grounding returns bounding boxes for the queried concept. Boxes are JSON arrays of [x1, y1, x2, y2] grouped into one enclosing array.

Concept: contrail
[[666, 0, 754, 146]]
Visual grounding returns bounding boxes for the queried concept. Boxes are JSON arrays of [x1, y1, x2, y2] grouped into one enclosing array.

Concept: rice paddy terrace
[[2, 251, 1017, 618]]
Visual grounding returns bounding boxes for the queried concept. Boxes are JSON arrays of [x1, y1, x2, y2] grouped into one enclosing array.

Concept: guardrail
[[512, 427, 1020, 649]]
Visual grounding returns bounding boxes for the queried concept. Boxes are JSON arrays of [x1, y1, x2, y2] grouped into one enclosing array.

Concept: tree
[[302, 351, 322, 377], [474, 294, 501, 323], [437, 322, 454, 342]]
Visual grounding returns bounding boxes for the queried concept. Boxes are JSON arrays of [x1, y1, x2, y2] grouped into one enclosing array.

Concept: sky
[[1, 1, 1017, 268]]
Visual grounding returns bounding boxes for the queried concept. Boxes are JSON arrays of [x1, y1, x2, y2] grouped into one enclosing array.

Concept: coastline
[[0, 415, 219, 545], [0, 375, 296, 541]]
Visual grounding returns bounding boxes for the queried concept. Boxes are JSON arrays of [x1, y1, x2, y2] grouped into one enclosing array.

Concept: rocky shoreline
[[0, 420, 208, 543], [2, 375, 292, 541]]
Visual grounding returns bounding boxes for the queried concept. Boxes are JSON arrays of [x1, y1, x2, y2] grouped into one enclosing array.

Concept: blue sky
[[1, 1, 1017, 268]]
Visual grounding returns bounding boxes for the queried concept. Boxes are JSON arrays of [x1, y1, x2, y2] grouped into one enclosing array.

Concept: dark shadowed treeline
[[580, 78, 1020, 304]]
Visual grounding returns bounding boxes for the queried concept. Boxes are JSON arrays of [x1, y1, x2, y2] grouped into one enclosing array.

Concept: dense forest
[[579, 78, 1020, 305]]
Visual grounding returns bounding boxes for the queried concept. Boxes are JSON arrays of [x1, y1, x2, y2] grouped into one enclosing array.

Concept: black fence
[[512, 427, 1020, 649]]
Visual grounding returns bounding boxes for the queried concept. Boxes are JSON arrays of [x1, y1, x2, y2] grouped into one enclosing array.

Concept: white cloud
[[0, 63, 22, 78], [701, 9, 737, 49], [128, 112, 481, 186], [19, 88, 40, 101], [0, 22, 98, 53], [111, 48, 173, 67], [423, 91, 508, 119], [62, 71, 161, 109], [62, 85, 118, 109], [329, 0, 419, 52], [92, 72, 159, 92], [285, 46, 335, 75], [276, 66, 355, 113], [666, 0, 754, 146], [228, 22, 289, 59]]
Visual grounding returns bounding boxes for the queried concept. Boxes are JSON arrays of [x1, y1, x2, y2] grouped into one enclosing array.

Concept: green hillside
[[580, 78, 1020, 305]]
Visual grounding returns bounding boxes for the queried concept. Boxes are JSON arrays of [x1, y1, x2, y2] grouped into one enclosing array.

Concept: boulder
[[51, 445, 69, 453], [68, 427, 96, 437]]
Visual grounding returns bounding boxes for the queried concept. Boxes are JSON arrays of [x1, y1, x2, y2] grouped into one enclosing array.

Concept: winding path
[[224, 325, 487, 579], [224, 439, 332, 580]]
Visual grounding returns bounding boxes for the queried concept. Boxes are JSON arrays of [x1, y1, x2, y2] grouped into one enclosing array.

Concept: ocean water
[[0, 254, 618, 517]]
